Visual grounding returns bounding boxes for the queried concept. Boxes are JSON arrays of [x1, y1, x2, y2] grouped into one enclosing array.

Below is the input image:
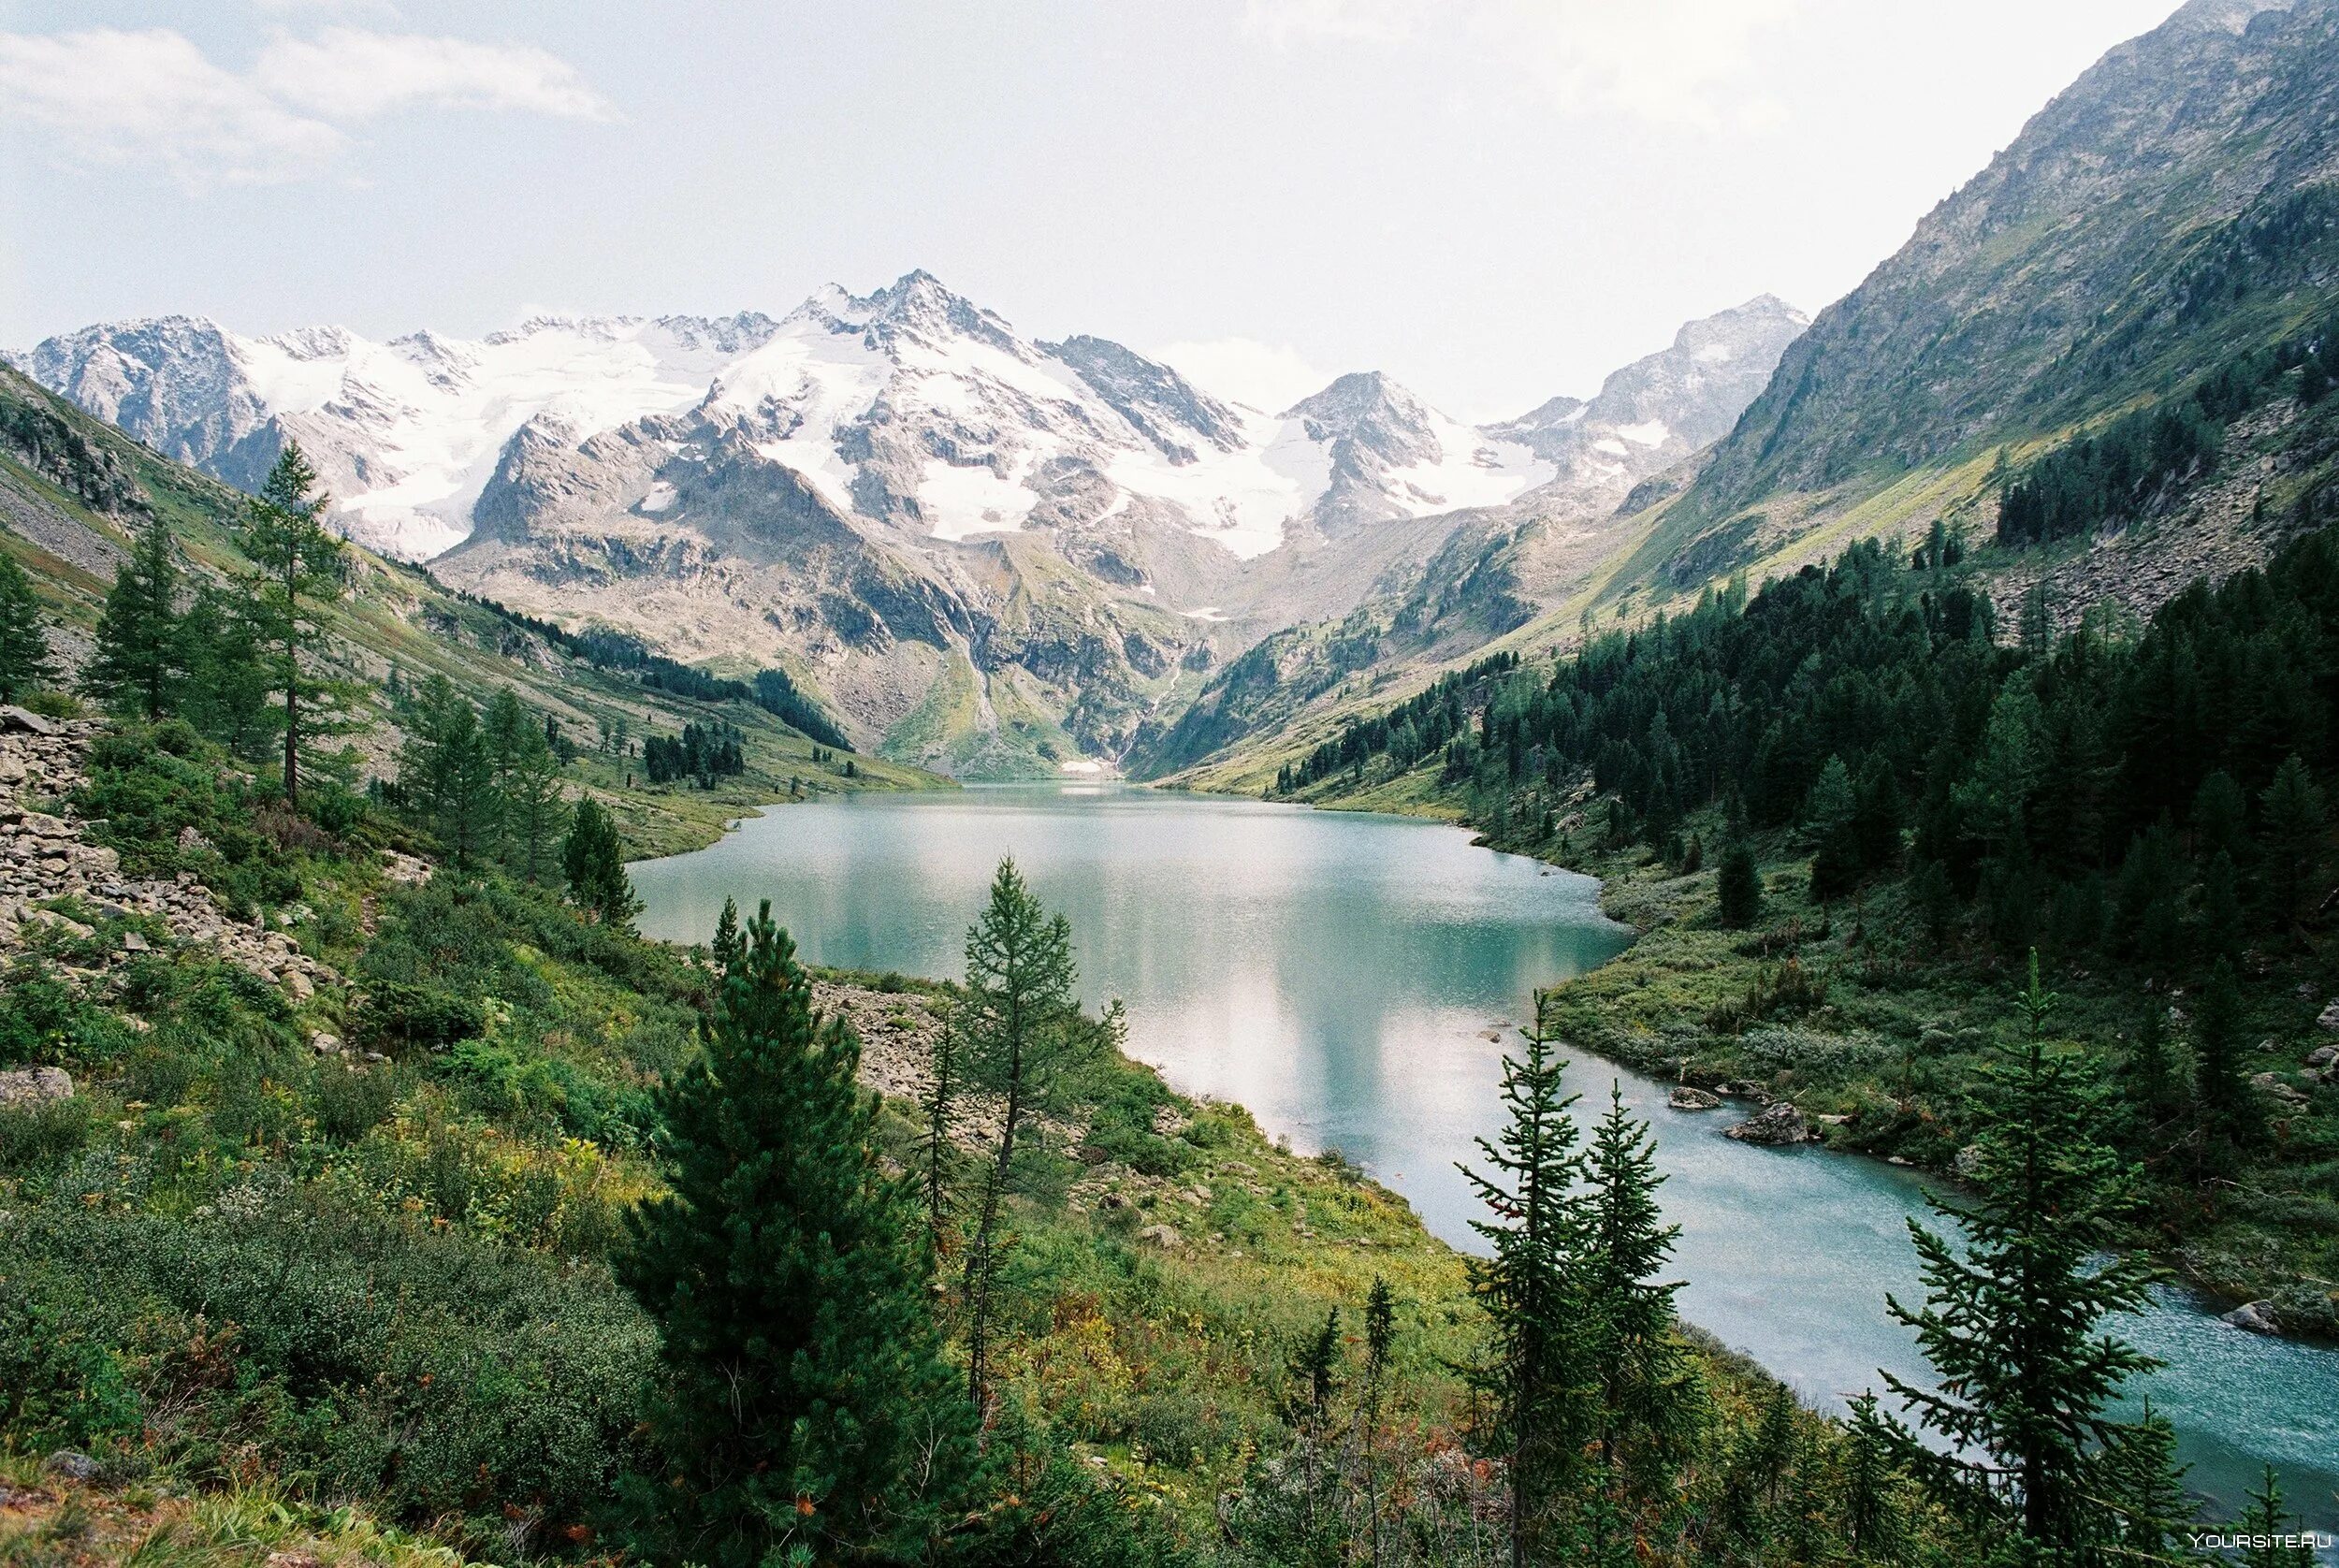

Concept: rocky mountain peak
[[1283, 371, 1441, 468]]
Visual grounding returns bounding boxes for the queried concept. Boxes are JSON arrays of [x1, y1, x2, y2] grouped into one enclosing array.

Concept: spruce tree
[[0, 552, 54, 704], [243, 443, 362, 804], [922, 1006, 964, 1253], [958, 856, 1082, 1416], [2096, 1403, 2195, 1559], [1717, 843, 1763, 928], [83, 515, 182, 719], [1882, 953, 2166, 1555], [1460, 992, 1591, 1568], [1581, 1083, 1696, 1511], [562, 796, 642, 932], [2258, 755, 2324, 931], [2191, 959, 2259, 1160], [617, 902, 980, 1565]]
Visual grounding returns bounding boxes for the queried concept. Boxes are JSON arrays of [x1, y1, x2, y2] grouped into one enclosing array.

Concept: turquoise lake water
[[630, 783, 2338, 1534]]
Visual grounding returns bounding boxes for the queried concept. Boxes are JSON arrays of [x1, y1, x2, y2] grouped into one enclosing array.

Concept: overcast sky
[[2, 0, 2179, 421]]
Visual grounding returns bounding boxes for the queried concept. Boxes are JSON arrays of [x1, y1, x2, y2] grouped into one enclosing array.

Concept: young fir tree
[[1882, 952, 2167, 1557], [0, 552, 54, 704], [175, 586, 272, 755], [1359, 1276, 1397, 1568], [1717, 842, 1763, 929], [398, 675, 498, 867], [83, 515, 182, 719], [617, 902, 980, 1566], [958, 856, 1082, 1416], [562, 796, 642, 932], [243, 443, 360, 804], [1460, 991, 1591, 1568], [1838, 1393, 1909, 1565], [2233, 1465, 2318, 1568], [2096, 1403, 2195, 1559], [1581, 1083, 1697, 1516]]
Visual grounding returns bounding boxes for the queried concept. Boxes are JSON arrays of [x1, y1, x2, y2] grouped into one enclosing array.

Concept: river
[[629, 783, 2338, 1534]]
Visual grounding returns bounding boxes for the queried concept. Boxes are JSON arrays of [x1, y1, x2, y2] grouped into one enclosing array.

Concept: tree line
[[1997, 310, 2338, 547]]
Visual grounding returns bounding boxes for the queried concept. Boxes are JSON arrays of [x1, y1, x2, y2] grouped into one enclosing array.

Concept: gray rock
[[2221, 1299, 2281, 1335], [2318, 999, 2339, 1032], [1725, 1101, 1815, 1146], [0, 706, 60, 736], [42, 1449, 97, 1481], [1667, 1085, 1723, 1111], [1136, 1223, 1184, 1250], [0, 1066, 74, 1106]]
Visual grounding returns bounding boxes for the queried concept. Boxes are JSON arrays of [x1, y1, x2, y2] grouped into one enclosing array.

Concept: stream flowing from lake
[[631, 784, 2338, 1533]]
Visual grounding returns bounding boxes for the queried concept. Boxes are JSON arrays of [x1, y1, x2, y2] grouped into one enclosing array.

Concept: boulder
[[2318, 999, 2339, 1032], [0, 706, 59, 736], [2222, 1299, 2281, 1335], [1667, 1085, 1723, 1111], [1725, 1101, 1816, 1146], [2250, 1070, 2309, 1106], [41, 1450, 96, 1482], [2306, 1045, 2337, 1070], [0, 1066, 74, 1106], [1136, 1223, 1184, 1250]]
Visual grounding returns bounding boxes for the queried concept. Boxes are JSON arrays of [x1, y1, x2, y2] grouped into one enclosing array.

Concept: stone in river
[[1725, 1101, 1816, 1146], [1668, 1085, 1723, 1111]]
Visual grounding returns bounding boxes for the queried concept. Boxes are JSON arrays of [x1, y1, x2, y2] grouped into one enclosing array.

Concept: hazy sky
[[3, 0, 2179, 420]]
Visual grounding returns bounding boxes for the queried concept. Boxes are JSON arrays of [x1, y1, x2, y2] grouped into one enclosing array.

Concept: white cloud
[[0, 28, 344, 185], [1243, 0, 1807, 128], [1155, 337, 1339, 414], [0, 24, 613, 191], [255, 28, 616, 121]]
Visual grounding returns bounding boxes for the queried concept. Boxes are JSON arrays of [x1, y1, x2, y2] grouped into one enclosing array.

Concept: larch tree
[[957, 855, 1082, 1418], [84, 515, 182, 720], [242, 443, 358, 804], [0, 552, 54, 704]]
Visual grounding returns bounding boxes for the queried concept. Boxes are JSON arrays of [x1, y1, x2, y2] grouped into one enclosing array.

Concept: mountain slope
[[1626, 0, 2339, 596]]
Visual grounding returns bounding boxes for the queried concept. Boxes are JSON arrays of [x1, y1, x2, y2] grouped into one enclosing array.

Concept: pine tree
[[0, 552, 54, 704], [957, 857, 1085, 1415], [242, 443, 360, 804], [1882, 952, 2165, 1555], [562, 796, 642, 932], [1460, 991, 1591, 1568], [617, 902, 980, 1565], [1717, 843, 1763, 928], [1360, 1276, 1397, 1568], [83, 515, 182, 719]]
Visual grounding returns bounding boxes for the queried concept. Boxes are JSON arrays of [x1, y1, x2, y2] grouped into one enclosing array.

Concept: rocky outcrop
[[0, 1066, 73, 1106], [0, 721, 341, 1006], [1725, 1101, 1819, 1146], [1668, 1085, 1724, 1111]]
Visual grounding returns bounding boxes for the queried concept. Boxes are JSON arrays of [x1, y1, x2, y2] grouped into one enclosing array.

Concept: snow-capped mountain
[[23, 273, 1563, 563], [20, 276, 1804, 779]]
